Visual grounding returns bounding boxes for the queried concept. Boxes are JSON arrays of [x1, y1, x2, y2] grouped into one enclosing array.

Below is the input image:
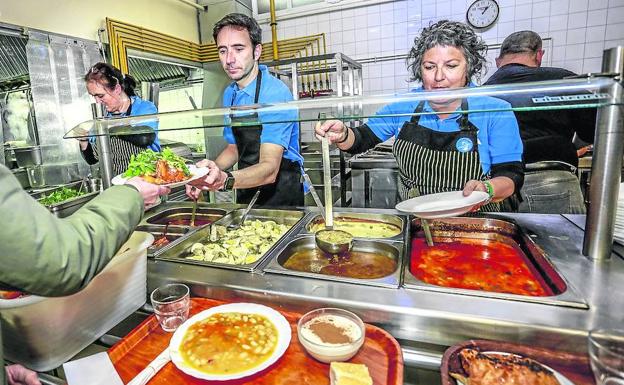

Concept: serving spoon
[[227, 190, 260, 231], [315, 133, 353, 254]]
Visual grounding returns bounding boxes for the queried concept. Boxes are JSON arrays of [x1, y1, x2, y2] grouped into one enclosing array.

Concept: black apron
[[230, 70, 304, 207], [393, 99, 501, 212]]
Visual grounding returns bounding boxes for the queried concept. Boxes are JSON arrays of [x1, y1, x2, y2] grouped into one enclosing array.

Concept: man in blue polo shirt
[[189, 13, 303, 207]]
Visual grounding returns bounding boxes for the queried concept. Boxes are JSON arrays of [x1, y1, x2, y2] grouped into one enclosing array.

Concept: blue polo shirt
[[222, 65, 303, 165], [106, 96, 161, 151], [366, 89, 522, 174]]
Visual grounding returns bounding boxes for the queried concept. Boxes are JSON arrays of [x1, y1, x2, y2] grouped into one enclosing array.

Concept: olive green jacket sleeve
[[0, 165, 144, 297]]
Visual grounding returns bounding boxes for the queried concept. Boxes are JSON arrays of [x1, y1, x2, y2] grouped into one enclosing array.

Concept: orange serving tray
[[109, 298, 404, 385]]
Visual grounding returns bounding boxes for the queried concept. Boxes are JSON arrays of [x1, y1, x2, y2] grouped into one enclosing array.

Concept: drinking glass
[[589, 329, 624, 385], [150, 283, 190, 332]]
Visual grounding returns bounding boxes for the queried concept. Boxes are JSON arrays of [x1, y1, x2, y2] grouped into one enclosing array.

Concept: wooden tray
[[109, 298, 403, 384], [441, 339, 595, 385]]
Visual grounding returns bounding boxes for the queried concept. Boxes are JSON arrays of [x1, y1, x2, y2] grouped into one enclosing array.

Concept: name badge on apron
[[455, 137, 474, 152]]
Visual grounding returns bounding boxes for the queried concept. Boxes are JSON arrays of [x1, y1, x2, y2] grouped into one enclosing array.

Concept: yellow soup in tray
[[179, 312, 278, 375], [309, 217, 401, 238]]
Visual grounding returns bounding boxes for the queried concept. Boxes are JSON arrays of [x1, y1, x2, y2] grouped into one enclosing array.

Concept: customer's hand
[[126, 177, 171, 207], [315, 119, 347, 144], [6, 364, 41, 385]]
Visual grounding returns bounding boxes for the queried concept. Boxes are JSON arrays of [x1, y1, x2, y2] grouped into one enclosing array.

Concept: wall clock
[[466, 0, 499, 29]]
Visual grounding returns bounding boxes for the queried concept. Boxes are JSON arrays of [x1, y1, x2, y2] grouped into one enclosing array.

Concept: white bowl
[[297, 308, 365, 363]]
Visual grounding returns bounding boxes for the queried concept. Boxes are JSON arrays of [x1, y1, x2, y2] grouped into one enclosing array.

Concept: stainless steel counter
[[146, 205, 624, 366]]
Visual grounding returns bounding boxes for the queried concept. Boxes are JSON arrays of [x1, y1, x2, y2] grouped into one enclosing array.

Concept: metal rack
[[264, 53, 363, 206]]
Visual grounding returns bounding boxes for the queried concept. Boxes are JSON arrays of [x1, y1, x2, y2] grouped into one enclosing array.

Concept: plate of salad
[[112, 148, 209, 188]]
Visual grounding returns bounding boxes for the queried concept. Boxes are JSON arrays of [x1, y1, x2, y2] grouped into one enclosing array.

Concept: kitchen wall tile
[[568, 0, 588, 13], [367, 12, 381, 27], [585, 25, 606, 42], [342, 8, 355, 18], [368, 39, 382, 54], [606, 22, 624, 40], [343, 42, 356, 56], [436, 1, 452, 17], [552, 45, 567, 59], [380, 2, 394, 13], [607, 6, 624, 24], [343, 29, 356, 43], [547, 30, 568, 45], [565, 43, 585, 60], [567, 28, 587, 44], [604, 38, 624, 49], [497, 21, 515, 38], [395, 0, 408, 11], [394, 9, 408, 22], [582, 57, 602, 73], [380, 23, 394, 39], [610, 0, 624, 7], [531, 2, 550, 19], [343, 16, 356, 31], [588, 0, 608, 10], [549, 14, 569, 30], [499, 6, 515, 22], [381, 37, 395, 52], [532, 17, 550, 33], [355, 27, 369, 42], [514, 19, 533, 30], [584, 41, 605, 57], [515, 3, 532, 20], [550, 0, 570, 15], [330, 9, 342, 21], [422, 3, 436, 18], [587, 9, 607, 26], [567, 11, 587, 28]]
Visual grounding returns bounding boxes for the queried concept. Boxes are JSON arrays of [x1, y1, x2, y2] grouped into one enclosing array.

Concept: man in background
[[484, 30, 595, 214]]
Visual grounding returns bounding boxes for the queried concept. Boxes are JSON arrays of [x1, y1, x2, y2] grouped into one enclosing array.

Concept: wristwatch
[[221, 171, 235, 191]]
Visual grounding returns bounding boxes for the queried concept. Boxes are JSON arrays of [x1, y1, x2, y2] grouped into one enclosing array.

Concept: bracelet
[[336, 128, 350, 144], [483, 180, 495, 200]]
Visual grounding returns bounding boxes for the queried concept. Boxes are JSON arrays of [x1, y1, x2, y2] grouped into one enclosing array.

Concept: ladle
[[227, 190, 260, 231], [315, 133, 353, 254]]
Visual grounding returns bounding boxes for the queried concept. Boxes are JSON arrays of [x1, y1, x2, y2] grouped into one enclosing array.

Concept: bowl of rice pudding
[[297, 308, 365, 363]]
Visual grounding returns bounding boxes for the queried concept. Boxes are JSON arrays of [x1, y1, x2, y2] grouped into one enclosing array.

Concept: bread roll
[[330, 362, 373, 385]]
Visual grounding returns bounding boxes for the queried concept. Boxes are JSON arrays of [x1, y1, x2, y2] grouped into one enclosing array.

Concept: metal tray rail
[[403, 215, 587, 308], [263, 235, 404, 288], [155, 208, 306, 273]]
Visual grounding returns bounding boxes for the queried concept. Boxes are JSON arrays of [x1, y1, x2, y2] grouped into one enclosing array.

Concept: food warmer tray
[[156, 208, 306, 272], [403, 215, 587, 308], [298, 211, 407, 242], [263, 235, 405, 288]]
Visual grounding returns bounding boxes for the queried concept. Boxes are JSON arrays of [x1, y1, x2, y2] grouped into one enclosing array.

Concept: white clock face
[[466, 0, 499, 29]]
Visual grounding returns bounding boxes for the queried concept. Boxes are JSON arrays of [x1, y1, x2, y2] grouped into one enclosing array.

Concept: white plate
[[454, 351, 575, 385], [111, 165, 209, 188], [395, 191, 489, 219], [169, 303, 291, 381]]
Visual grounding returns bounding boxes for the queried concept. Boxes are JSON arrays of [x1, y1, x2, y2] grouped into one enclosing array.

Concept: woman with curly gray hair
[[316, 20, 523, 212]]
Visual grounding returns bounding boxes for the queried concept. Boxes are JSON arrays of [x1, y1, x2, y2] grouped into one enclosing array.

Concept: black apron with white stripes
[[94, 102, 152, 176], [393, 99, 501, 212], [230, 70, 304, 207]]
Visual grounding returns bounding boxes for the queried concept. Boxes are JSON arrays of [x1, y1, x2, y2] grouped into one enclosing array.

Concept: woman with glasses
[[80, 62, 160, 175], [316, 20, 524, 211]]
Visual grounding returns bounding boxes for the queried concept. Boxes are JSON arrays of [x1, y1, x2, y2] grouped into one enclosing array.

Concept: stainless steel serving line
[[144, 203, 624, 370]]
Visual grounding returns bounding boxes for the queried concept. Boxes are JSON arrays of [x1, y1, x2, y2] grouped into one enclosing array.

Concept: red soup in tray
[[410, 237, 552, 297]]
